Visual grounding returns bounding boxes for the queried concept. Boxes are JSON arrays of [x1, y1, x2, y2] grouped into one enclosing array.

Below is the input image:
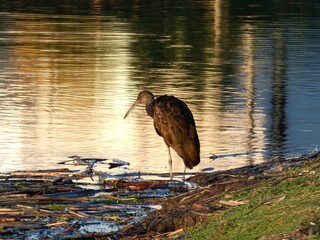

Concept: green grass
[[182, 160, 320, 240]]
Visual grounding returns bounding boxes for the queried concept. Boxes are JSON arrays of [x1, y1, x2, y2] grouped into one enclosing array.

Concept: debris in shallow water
[[202, 167, 215, 172], [210, 153, 217, 160], [58, 155, 108, 165], [1, 149, 318, 239], [57, 156, 130, 169], [103, 178, 189, 192], [210, 151, 262, 160], [0, 166, 187, 239]]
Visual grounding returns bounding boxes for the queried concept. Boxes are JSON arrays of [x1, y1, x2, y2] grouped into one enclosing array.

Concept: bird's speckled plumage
[[124, 90, 200, 179], [153, 95, 200, 169]]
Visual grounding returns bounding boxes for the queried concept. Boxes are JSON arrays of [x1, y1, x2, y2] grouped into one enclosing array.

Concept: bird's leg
[[167, 146, 173, 180], [183, 166, 186, 181]]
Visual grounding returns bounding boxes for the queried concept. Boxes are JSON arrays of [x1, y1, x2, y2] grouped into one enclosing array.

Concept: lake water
[[0, 0, 320, 174]]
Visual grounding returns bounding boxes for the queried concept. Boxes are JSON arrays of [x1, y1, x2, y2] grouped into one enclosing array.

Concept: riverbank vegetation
[[0, 152, 319, 239], [183, 156, 320, 239], [108, 151, 320, 239]]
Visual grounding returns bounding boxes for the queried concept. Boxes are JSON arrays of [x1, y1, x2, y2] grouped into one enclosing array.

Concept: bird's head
[[124, 90, 154, 119]]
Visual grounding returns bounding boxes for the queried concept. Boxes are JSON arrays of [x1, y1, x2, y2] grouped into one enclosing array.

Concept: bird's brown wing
[[153, 95, 200, 169]]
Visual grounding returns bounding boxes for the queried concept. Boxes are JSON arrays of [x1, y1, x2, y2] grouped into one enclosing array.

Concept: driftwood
[[0, 167, 183, 239], [57, 156, 130, 169]]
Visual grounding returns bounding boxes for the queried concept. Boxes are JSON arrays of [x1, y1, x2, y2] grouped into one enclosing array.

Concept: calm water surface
[[0, 0, 320, 174]]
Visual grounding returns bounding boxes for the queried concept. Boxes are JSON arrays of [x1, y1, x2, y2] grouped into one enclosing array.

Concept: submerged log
[[104, 179, 167, 191]]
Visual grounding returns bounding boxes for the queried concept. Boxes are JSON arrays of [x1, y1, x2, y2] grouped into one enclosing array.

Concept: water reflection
[[269, 28, 287, 156], [0, 0, 320, 173]]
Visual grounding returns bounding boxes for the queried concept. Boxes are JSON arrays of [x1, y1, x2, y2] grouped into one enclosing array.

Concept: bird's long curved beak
[[123, 99, 140, 119]]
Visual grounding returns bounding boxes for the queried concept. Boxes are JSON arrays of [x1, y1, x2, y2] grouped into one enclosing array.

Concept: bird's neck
[[145, 101, 155, 118]]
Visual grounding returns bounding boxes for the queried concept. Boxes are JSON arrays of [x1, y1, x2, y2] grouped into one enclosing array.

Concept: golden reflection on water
[[1, 1, 319, 173], [1, 13, 137, 171], [0, 11, 263, 173]]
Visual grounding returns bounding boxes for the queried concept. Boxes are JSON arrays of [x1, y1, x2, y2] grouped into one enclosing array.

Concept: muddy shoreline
[[0, 150, 319, 239], [101, 150, 320, 240]]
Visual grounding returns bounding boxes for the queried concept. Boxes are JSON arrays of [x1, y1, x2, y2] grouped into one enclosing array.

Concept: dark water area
[[0, 0, 320, 174]]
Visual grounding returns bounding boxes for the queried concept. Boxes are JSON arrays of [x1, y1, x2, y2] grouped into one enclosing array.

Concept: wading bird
[[124, 90, 200, 180]]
